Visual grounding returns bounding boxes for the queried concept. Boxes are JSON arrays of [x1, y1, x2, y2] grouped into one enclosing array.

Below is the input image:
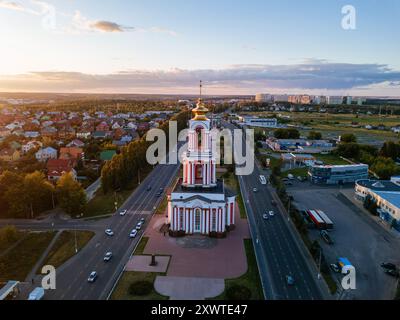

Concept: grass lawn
[[213, 239, 264, 300], [39, 230, 95, 271], [219, 170, 247, 219], [0, 229, 26, 254], [0, 231, 56, 282], [83, 188, 133, 218], [134, 237, 149, 255], [110, 271, 168, 300], [155, 195, 168, 215], [315, 153, 350, 165], [282, 167, 308, 177]]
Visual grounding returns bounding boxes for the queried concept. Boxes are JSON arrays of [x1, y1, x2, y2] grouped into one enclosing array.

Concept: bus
[[259, 175, 267, 185]]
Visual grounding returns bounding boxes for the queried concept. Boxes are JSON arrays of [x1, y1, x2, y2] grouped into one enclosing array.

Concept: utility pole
[[74, 229, 78, 253]]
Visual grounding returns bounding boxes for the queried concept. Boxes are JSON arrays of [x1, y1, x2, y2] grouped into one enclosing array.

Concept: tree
[[340, 133, 357, 143], [23, 171, 54, 218], [308, 131, 322, 140], [274, 128, 300, 139], [56, 172, 87, 215], [0, 225, 18, 244], [371, 157, 400, 180], [0, 171, 25, 218], [335, 143, 360, 159], [379, 141, 400, 160]]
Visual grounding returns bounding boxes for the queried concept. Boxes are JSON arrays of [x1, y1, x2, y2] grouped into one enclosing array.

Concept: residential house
[[22, 141, 42, 154], [46, 159, 77, 181], [67, 139, 85, 148], [24, 131, 40, 138], [96, 122, 110, 132], [35, 147, 58, 162], [41, 126, 58, 138], [59, 147, 83, 166]]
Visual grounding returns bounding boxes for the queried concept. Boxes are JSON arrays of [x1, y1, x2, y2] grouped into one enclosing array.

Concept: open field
[[0, 231, 56, 282], [40, 230, 95, 270]]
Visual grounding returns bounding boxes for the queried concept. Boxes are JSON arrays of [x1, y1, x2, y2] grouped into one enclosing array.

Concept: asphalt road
[[39, 160, 181, 300], [224, 121, 324, 300]]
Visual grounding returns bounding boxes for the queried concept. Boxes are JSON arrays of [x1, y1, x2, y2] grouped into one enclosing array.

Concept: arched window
[[194, 208, 201, 232], [195, 126, 203, 151]]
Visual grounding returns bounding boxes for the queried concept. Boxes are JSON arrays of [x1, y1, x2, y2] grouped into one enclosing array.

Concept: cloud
[[90, 21, 132, 33], [0, 0, 46, 15], [1, 61, 400, 95]]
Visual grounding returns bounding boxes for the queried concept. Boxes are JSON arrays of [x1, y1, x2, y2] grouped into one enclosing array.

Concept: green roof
[[100, 150, 116, 161]]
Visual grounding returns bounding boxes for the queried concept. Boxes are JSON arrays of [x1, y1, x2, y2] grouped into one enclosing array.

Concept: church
[[167, 95, 236, 237]]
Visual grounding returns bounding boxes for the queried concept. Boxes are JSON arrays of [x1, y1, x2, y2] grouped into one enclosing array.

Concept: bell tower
[[182, 81, 216, 188]]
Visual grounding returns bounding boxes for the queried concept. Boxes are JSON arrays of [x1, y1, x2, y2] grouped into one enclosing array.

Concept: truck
[[316, 210, 334, 229], [28, 287, 44, 300], [307, 209, 326, 229]]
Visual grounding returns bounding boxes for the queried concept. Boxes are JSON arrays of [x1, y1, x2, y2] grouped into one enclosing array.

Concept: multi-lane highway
[[42, 159, 181, 300], [224, 120, 324, 300]]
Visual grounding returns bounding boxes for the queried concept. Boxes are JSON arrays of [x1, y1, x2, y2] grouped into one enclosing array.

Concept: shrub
[[226, 285, 252, 300], [128, 281, 153, 296]]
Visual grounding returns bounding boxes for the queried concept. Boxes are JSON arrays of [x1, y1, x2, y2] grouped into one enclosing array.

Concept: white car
[[105, 229, 114, 236], [136, 222, 143, 230], [253, 188, 258, 193], [87, 271, 97, 283], [262, 214, 269, 220], [119, 209, 127, 216], [269, 210, 275, 217], [104, 252, 113, 262], [130, 230, 138, 238]]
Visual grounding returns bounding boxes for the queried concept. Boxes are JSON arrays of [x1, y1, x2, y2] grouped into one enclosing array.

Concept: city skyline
[[0, 0, 399, 96]]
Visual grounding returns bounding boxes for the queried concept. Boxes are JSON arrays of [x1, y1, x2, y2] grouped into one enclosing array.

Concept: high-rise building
[[255, 93, 273, 103]]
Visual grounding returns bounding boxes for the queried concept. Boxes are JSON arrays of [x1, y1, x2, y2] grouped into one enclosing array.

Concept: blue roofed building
[[355, 178, 400, 232]]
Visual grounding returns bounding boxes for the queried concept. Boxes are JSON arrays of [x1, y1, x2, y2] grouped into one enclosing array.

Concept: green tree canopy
[[56, 172, 87, 216]]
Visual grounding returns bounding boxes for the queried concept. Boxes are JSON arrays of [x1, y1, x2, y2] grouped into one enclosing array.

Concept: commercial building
[[255, 93, 273, 103], [327, 96, 344, 105], [266, 138, 334, 153], [239, 116, 278, 128], [355, 178, 400, 232], [308, 164, 369, 184]]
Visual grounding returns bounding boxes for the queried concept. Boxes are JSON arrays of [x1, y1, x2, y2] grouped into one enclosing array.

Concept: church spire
[[192, 80, 208, 121]]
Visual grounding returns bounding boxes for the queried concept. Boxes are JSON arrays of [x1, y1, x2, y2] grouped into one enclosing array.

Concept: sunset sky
[[0, 0, 399, 96]]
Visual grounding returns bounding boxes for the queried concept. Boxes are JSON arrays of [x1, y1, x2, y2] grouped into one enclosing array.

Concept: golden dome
[[192, 98, 208, 121]]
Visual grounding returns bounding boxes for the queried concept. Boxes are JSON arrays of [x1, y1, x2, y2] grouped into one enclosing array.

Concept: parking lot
[[287, 181, 400, 300]]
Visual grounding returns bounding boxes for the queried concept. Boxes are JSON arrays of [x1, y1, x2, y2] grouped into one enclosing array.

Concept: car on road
[[105, 229, 114, 236], [262, 214, 269, 220], [286, 275, 295, 286], [320, 230, 334, 245], [330, 263, 340, 273], [129, 229, 138, 238], [381, 262, 397, 271], [268, 210, 275, 217], [253, 188, 258, 193], [140, 217, 145, 223], [136, 222, 143, 230], [87, 271, 98, 283], [119, 209, 127, 216], [104, 252, 113, 262], [156, 188, 163, 197], [146, 186, 152, 191]]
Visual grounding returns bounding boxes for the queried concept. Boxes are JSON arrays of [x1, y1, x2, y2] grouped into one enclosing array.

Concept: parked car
[[286, 275, 295, 285], [384, 269, 399, 278], [105, 229, 114, 237], [320, 230, 334, 245], [381, 262, 397, 271], [104, 252, 113, 262], [269, 210, 275, 217], [130, 229, 138, 238], [330, 263, 340, 273], [253, 188, 258, 193], [263, 214, 269, 220], [119, 209, 127, 216], [87, 271, 98, 283]]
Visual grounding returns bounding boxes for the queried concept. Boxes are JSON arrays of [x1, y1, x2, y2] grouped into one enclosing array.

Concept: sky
[[0, 0, 399, 96]]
